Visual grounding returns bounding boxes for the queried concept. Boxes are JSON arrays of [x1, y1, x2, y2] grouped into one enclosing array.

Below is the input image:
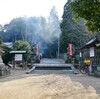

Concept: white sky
[[0, 0, 67, 25]]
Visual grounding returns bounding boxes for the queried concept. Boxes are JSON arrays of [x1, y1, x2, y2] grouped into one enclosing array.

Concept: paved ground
[[69, 73, 100, 94], [0, 58, 100, 94], [30, 69, 100, 94], [32, 58, 100, 94]]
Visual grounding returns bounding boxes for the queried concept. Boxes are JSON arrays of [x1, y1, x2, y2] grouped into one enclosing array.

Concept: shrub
[[13, 40, 31, 61], [2, 47, 12, 67]]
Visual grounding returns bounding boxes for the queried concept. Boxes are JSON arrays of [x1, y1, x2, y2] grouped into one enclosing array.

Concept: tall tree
[[60, 0, 91, 52], [8, 17, 26, 41], [0, 24, 3, 32], [46, 6, 61, 43], [70, 0, 100, 33], [0, 36, 2, 44]]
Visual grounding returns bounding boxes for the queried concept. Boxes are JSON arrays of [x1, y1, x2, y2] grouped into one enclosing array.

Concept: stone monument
[[0, 45, 10, 76]]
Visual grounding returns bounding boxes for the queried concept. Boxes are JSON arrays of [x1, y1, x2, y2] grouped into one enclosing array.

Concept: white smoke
[[41, 6, 61, 43], [23, 6, 61, 53], [25, 6, 61, 44]]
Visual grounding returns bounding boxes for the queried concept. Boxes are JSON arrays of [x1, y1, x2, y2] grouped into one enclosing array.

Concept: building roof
[[10, 51, 26, 54], [81, 33, 100, 49], [3, 42, 13, 48]]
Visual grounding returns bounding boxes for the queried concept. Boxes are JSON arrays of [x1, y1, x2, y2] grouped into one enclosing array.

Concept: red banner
[[36, 45, 38, 55], [68, 44, 72, 56]]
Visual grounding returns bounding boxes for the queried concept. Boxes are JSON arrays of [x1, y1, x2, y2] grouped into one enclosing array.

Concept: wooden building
[[80, 33, 100, 73]]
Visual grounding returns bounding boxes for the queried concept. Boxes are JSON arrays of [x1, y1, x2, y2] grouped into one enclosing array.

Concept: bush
[[13, 40, 31, 61], [2, 47, 12, 67]]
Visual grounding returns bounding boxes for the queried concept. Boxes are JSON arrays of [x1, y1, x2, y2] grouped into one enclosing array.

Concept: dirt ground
[[0, 69, 100, 99]]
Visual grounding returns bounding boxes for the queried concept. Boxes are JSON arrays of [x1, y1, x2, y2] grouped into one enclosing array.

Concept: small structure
[[0, 45, 10, 76], [10, 51, 26, 68], [80, 33, 100, 74]]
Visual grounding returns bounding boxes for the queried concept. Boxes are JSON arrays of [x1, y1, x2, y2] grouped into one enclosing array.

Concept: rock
[[0, 65, 10, 76]]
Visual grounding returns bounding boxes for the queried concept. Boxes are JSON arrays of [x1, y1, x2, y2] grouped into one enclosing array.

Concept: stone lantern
[[0, 45, 10, 76]]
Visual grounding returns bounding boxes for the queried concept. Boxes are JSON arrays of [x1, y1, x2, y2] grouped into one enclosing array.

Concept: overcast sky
[[0, 0, 67, 25]]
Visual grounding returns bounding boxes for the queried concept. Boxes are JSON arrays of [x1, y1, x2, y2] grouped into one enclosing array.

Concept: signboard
[[68, 44, 72, 56], [79, 52, 82, 57], [90, 47, 95, 57], [15, 54, 22, 61]]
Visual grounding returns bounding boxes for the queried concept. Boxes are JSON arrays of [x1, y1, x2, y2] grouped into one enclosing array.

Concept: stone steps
[[26, 63, 74, 74]]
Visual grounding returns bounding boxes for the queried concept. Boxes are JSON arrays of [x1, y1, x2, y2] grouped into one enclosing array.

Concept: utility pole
[[57, 34, 60, 58]]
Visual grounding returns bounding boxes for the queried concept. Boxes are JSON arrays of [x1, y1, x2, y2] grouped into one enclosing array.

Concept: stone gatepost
[[0, 45, 10, 76]]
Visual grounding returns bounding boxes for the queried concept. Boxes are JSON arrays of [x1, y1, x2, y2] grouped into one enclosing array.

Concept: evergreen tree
[[0, 36, 2, 44], [60, 1, 91, 52]]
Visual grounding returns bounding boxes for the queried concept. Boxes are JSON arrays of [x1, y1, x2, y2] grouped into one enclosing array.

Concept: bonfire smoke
[[24, 6, 61, 54]]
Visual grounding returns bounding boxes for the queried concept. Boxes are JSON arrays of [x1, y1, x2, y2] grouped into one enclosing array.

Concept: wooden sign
[[15, 54, 22, 61], [90, 47, 95, 57]]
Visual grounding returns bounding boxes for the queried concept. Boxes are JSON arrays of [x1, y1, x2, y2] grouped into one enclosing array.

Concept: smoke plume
[[24, 6, 61, 54]]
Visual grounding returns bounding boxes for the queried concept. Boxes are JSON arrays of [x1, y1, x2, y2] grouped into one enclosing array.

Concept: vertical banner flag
[[36, 45, 38, 55], [68, 44, 72, 56]]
